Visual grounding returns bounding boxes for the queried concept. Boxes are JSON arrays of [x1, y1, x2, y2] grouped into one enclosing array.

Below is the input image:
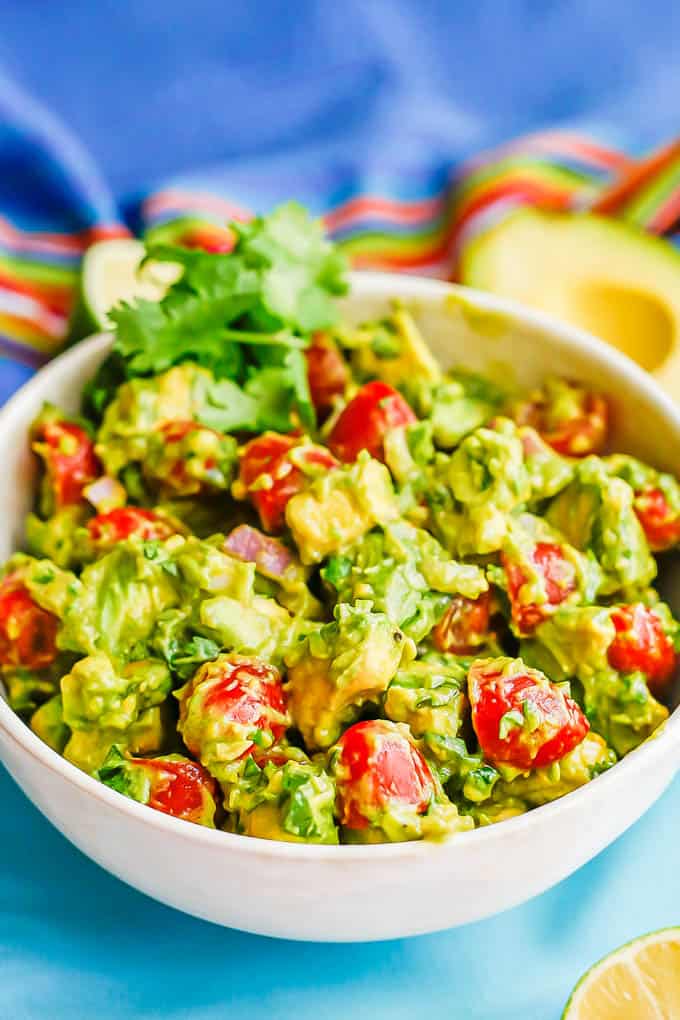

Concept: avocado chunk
[[404, 370, 505, 451], [57, 544, 180, 660], [285, 453, 399, 564], [323, 520, 487, 643], [546, 457, 656, 597], [31, 694, 70, 753], [343, 303, 442, 387], [430, 418, 531, 556], [460, 208, 680, 386], [383, 659, 467, 745], [285, 603, 412, 751], [95, 363, 219, 476], [227, 756, 338, 844]]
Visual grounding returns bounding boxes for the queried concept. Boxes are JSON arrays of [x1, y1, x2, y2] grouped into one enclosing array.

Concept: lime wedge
[[563, 927, 680, 1019], [68, 238, 181, 342]]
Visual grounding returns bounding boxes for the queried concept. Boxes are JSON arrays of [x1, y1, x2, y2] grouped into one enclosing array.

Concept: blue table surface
[[3, 2, 680, 1017]]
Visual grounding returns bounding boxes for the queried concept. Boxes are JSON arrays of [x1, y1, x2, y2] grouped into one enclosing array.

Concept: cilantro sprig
[[84, 202, 348, 432]]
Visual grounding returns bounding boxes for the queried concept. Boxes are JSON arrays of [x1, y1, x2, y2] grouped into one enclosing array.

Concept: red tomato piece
[[180, 656, 288, 762], [88, 507, 175, 545], [328, 381, 417, 463], [239, 433, 338, 533], [334, 720, 435, 830], [181, 227, 235, 254], [608, 604, 678, 695], [633, 487, 680, 552], [513, 383, 608, 458], [432, 591, 493, 655], [502, 542, 577, 635], [35, 420, 101, 507], [135, 757, 218, 824], [0, 573, 58, 670], [468, 659, 589, 770], [159, 420, 200, 443], [305, 331, 348, 415]]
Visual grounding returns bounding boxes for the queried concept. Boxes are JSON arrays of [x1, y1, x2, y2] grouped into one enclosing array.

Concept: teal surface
[[4, 762, 680, 1019]]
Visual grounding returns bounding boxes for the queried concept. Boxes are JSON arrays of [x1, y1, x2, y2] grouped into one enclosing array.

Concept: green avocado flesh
[[4, 204, 679, 846], [460, 208, 680, 376]]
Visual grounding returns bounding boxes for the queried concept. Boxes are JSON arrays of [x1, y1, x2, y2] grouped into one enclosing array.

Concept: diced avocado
[[517, 426, 574, 503], [383, 659, 467, 744], [228, 757, 338, 844], [95, 363, 217, 476], [285, 603, 413, 750], [197, 594, 288, 660], [171, 536, 255, 599], [460, 208, 680, 387], [492, 732, 616, 807], [323, 520, 486, 643], [25, 506, 91, 570], [6, 554, 81, 619], [58, 544, 180, 659], [31, 694, 70, 753], [62, 703, 167, 775], [405, 370, 504, 450], [546, 457, 656, 596], [347, 304, 442, 387], [431, 419, 531, 556], [4, 664, 61, 716], [61, 654, 172, 732], [285, 453, 399, 564]]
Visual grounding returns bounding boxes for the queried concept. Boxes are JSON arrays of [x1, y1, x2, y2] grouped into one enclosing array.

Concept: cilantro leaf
[[85, 202, 347, 433], [197, 379, 260, 432]]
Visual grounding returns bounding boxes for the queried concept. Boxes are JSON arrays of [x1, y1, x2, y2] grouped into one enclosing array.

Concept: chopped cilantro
[[498, 709, 524, 740]]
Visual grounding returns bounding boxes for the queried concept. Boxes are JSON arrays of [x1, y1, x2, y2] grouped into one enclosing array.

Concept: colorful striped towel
[[2, 76, 680, 400]]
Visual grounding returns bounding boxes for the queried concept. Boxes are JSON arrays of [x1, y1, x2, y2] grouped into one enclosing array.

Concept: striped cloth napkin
[[2, 73, 680, 396]]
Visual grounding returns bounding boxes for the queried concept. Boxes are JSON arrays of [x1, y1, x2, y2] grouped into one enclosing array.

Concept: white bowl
[[1, 272, 680, 942]]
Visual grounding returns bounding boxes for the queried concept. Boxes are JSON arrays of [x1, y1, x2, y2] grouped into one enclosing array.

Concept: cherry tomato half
[[432, 591, 493, 655], [334, 719, 435, 830], [35, 420, 101, 507], [633, 487, 680, 552], [0, 573, 58, 670], [134, 756, 218, 824], [502, 542, 577, 636], [512, 381, 608, 458], [179, 655, 289, 762], [88, 507, 176, 545], [239, 433, 338, 533], [328, 381, 417, 463], [608, 604, 678, 696], [305, 331, 348, 416], [468, 658, 589, 770]]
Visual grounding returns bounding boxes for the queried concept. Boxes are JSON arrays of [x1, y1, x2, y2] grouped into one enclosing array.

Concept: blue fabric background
[[3, 2, 680, 1016]]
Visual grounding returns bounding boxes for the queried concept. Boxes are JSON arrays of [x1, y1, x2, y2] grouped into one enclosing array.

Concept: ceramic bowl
[[1, 273, 679, 941]]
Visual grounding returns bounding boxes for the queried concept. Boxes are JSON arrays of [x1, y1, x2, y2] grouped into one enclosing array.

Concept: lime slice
[[68, 238, 181, 342], [563, 927, 680, 1019]]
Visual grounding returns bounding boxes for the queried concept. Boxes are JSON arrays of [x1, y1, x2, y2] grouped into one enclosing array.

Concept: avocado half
[[460, 208, 680, 397]]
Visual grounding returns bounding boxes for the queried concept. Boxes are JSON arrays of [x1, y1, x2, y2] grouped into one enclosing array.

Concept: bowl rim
[[2, 269, 680, 861]]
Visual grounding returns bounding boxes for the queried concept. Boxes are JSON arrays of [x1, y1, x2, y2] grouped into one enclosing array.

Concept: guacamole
[[2, 204, 678, 845]]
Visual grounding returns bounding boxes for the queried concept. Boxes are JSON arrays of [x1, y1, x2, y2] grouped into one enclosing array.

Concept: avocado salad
[[2, 202, 679, 845]]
